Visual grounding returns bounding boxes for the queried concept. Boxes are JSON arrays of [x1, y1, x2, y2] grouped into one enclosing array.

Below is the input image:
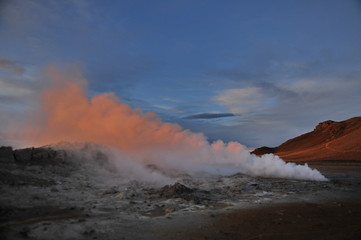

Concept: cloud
[[208, 75, 361, 147], [183, 113, 237, 119], [0, 59, 39, 111], [214, 87, 267, 114], [0, 58, 24, 74], [153, 105, 183, 113], [0, 78, 33, 98], [0, 60, 42, 146], [203, 42, 361, 147]]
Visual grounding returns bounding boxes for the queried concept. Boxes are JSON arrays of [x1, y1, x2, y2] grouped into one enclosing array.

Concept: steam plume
[[21, 67, 327, 181]]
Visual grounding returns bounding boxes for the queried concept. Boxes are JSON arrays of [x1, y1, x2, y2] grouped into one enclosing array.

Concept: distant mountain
[[252, 117, 361, 161]]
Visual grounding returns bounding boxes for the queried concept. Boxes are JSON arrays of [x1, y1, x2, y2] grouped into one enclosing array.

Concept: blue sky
[[1, 0, 361, 147]]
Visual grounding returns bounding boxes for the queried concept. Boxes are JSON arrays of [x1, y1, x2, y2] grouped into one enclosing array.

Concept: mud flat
[[0, 146, 360, 239]]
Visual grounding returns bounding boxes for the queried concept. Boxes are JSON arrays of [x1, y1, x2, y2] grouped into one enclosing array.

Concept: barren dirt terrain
[[0, 146, 360, 239]]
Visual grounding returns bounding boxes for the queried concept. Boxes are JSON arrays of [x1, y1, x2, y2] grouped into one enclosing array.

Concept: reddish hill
[[252, 117, 361, 161]]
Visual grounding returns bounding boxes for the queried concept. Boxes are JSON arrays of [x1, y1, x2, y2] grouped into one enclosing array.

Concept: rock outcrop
[[0, 146, 65, 165]]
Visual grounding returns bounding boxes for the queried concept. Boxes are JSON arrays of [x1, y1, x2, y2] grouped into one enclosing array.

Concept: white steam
[[52, 141, 328, 184]]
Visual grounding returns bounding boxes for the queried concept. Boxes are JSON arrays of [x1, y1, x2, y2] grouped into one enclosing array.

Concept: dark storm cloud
[[183, 113, 237, 119]]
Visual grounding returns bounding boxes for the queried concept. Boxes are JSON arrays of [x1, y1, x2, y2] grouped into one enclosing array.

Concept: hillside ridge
[[252, 117, 361, 161]]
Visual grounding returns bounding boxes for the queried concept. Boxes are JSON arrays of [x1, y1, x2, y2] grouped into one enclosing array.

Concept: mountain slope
[[252, 117, 361, 161]]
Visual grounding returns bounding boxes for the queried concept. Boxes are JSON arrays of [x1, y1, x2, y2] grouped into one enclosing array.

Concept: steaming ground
[[1, 68, 359, 238], [9, 68, 326, 182], [1, 145, 361, 239], [50, 142, 327, 182]]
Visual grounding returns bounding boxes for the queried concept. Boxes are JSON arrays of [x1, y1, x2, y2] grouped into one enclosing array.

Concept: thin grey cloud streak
[[183, 113, 237, 120]]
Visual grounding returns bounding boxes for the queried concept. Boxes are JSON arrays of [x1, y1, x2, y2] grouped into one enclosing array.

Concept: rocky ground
[[0, 146, 360, 239]]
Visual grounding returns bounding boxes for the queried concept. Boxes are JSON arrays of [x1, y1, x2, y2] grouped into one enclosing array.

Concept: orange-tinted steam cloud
[[21, 66, 327, 181], [29, 67, 205, 153]]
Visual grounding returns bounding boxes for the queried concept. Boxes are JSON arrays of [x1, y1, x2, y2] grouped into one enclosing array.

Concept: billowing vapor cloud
[[18, 67, 327, 182], [26, 67, 204, 153]]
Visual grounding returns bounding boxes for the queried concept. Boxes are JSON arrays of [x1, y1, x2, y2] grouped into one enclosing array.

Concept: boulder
[[156, 183, 211, 204], [0, 146, 15, 163], [158, 183, 193, 198], [14, 148, 32, 162], [32, 147, 57, 162]]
